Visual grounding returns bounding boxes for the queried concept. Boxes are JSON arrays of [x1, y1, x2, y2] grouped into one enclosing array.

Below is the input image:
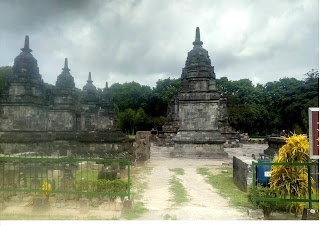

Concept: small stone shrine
[[161, 29, 240, 149], [0, 36, 132, 158], [171, 27, 228, 158]]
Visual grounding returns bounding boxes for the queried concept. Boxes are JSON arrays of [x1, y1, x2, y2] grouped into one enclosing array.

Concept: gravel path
[[137, 143, 267, 220]]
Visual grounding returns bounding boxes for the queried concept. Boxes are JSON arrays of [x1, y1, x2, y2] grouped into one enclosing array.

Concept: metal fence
[[0, 154, 131, 199], [252, 161, 319, 209]]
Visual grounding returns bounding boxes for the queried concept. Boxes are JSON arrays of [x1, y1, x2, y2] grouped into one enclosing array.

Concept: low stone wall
[[233, 156, 257, 192]]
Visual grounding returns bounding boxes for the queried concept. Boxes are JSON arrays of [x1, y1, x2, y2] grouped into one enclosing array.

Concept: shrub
[[73, 179, 128, 201], [270, 133, 315, 215], [248, 185, 287, 218]]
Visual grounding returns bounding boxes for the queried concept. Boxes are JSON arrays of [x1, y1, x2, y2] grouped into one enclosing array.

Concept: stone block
[[122, 198, 133, 213], [301, 208, 319, 220], [135, 131, 151, 161], [233, 156, 256, 192], [247, 209, 264, 219]]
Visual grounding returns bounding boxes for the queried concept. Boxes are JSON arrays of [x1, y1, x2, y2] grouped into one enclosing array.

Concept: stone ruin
[[160, 28, 240, 157], [169, 27, 229, 158], [0, 36, 134, 159]]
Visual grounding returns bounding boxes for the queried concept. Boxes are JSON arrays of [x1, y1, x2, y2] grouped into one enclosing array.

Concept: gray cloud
[[0, 0, 318, 89]]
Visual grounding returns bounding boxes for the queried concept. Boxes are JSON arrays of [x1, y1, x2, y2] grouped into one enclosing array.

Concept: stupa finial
[[87, 72, 93, 83], [62, 58, 70, 72], [21, 35, 32, 53], [192, 27, 203, 46]]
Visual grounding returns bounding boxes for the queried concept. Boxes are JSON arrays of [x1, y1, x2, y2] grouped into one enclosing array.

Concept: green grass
[[169, 168, 184, 175], [74, 168, 99, 181], [128, 135, 136, 139], [197, 167, 252, 209], [130, 164, 152, 201], [120, 163, 151, 219], [163, 214, 178, 220], [122, 202, 148, 220], [168, 175, 189, 205]]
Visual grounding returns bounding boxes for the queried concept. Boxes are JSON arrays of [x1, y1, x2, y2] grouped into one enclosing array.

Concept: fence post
[[128, 160, 131, 200], [252, 161, 257, 209], [308, 164, 312, 209]]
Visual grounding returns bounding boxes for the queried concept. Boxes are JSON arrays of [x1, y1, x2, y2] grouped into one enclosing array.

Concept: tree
[[134, 107, 150, 132], [0, 66, 12, 96], [118, 108, 136, 134], [109, 82, 152, 112]]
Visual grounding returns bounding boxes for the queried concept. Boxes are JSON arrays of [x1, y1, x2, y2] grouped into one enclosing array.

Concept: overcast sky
[[0, 0, 318, 89]]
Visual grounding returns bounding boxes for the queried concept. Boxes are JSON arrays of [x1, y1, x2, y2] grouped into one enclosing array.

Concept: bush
[[74, 179, 128, 201], [270, 133, 316, 215], [248, 185, 287, 218]]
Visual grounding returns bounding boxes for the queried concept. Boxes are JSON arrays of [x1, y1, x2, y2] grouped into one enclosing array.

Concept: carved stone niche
[[135, 131, 151, 161]]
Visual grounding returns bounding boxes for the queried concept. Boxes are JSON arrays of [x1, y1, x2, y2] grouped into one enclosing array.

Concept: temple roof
[[12, 36, 42, 80], [182, 27, 215, 80], [55, 58, 75, 90], [82, 72, 99, 102]]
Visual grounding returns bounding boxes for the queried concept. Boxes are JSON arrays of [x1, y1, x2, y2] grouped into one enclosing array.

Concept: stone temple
[[170, 27, 236, 158], [0, 36, 132, 158]]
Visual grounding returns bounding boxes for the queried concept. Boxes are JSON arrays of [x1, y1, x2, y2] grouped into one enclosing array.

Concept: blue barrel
[[257, 159, 272, 187]]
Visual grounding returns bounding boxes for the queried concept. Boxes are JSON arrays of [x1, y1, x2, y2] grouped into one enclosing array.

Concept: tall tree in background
[[0, 66, 12, 96]]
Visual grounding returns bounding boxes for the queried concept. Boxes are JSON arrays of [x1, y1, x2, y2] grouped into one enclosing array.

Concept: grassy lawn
[[197, 167, 252, 209], [74, 168, 99, 181], [169, 168, 185, 175], [168, 175, 189, 205]]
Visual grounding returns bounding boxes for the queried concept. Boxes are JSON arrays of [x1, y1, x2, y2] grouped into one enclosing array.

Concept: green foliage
[[73, 179, 128, 196], [0, 66, 12, 96], [248, 185, 287, 218], [74, 168, 99, 181], [169, 168, 184, 175], [122, 202, 148, 220], [216, 70, 319, 135], [270, 134, 315, 214], [168, 175, 189, 205], [197, 167, 251, 208], [150, 116, 167, 130], [109, 82, 152, 112], [163, 214, 177, 220], [118, 107, 150, 134]]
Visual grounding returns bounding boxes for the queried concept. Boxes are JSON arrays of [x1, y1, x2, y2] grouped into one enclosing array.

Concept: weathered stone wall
[[0, 37, 132, 160], [48, 110, 75, 131], [179, 101, 219, 130], [233, 156, 256, 192], [0, 105, 48, 131], [173, 142, 227, 158]]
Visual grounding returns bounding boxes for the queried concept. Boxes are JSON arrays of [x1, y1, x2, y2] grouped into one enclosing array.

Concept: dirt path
[[136, 144, 260, 220]]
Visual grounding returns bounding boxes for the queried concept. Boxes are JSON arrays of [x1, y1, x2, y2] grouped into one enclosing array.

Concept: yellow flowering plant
[[270, 133, 316, 214], [42, 182, 52, 197]]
